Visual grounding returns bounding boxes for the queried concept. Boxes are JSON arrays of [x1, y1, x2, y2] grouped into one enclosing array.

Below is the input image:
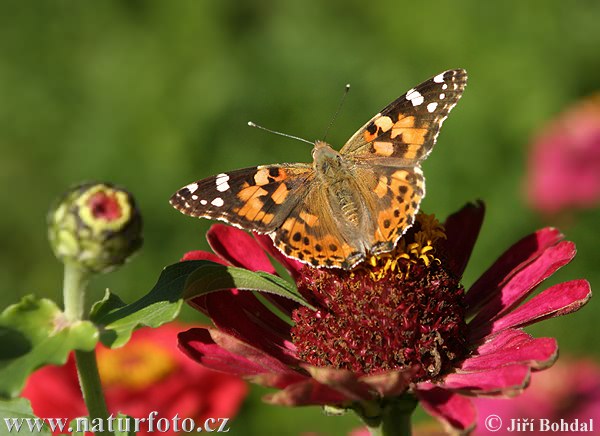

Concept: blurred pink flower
[[526, 94, 600, 214], [178, 203, 591, 434], [23, 323, 248, 435], [473, 358, 600, 435]]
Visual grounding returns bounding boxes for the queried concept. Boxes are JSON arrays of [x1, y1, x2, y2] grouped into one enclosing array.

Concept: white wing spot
[[440, 93, 445, 99], [200, 199, 208, 205], [427, 102, 438, 113], [185, 183, 199, 194], [406, 88, 424, 106], [191, 194, 198, 200], [211, 197, 224, 207], [442, 84, 448, 90], [215, 173, 230, 192], [433, 73, 445, 83]]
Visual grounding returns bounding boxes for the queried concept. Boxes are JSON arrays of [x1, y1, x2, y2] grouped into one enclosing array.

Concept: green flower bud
[[48, 183, 143, 273]]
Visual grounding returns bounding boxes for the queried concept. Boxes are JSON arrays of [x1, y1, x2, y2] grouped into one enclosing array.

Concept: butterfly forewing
[[341, 69, 467, 165], [170, 164, 312, 233]]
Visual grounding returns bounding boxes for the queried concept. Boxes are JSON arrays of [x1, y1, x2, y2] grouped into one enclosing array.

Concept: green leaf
[[92, 260, 311, 349], [0, 398, 51, 435], [183, 263, 314, 309], [91, 261, 205, 348], [0, 296, 98, 399]]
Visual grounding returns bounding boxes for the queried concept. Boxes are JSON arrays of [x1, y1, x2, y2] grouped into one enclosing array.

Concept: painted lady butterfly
[[171, 69, 467, 269]]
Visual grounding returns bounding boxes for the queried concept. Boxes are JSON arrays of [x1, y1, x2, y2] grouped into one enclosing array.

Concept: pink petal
[[204, 291, 299, 366], [415, 386, 476, 433], [441, 201, 485, 278], [469, 279, 591, 340], [178, 328, 294, 377], [461, 335, 557, 371], [468, 240, 576, 330], [207, 224, 277, 273], [465, 228, 564, 314], [472, 329, 533, 355], [440, 364, 531, 395], [263, 378, 355, 406], [302, 365, 374, 401], [254, 233, 305, 280]]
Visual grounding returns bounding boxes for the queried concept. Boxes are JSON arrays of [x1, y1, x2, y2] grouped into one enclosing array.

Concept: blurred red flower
[[23, 323, 248, 435], [526, 94, 600, 214], [177, 203, 591, 434]]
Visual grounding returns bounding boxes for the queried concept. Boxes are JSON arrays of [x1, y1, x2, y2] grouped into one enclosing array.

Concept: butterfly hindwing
[[359, 164, 425, 254], [341, 69, 467, 165]]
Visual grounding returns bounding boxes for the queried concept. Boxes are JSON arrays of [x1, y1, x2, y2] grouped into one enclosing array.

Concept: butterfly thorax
[[312, 140, 363, 227]]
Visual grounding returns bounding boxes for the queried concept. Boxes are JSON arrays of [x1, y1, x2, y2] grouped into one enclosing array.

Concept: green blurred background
[[1, 1, 599, 434]]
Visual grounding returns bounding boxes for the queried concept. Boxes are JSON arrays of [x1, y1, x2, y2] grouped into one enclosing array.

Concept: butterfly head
[[312, 140, 345, 178]]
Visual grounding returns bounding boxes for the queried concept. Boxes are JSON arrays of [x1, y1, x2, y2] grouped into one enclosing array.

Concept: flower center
[[97, 341, 178, 390], [291, 213, 468, 380], [88, 191, 123, 221]]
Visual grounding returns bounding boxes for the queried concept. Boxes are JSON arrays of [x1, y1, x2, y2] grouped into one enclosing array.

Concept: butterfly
[[171, 69, 467, 269]]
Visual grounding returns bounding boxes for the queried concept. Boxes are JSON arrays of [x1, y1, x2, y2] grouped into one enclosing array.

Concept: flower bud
[[48, 183, 143, 273]]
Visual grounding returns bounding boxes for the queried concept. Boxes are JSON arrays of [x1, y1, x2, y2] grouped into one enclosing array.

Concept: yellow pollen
[[363, 212, 446, 280], [97, 341, 178, 390]]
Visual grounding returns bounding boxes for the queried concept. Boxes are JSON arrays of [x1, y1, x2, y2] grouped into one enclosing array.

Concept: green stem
[[355, 395, 417, 436], [62, 262, 114, 436], [63, 262, 89, 322]]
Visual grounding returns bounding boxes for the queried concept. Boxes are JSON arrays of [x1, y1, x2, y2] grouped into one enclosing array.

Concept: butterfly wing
[[340, 69, 467, 165], [170, 164, 313, 233], [271, 185, 366, 269], [356, 164, 426, 255]]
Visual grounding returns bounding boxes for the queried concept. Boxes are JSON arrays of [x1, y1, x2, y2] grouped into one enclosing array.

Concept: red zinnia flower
[[23, 323, 248, 435], [178, 202, 591, 434], [526, 93, 600, 214]]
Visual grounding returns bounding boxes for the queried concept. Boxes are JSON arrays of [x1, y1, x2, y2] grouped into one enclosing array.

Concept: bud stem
[[62, 262, 114, 436], [63, 262, 89, 322]]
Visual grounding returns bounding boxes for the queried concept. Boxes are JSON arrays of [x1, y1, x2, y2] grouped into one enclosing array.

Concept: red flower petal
[[461, 334, 557, 371], [469, 279, 591, 340], [181, 251, 225, 263], [207, 224, 277, 273], [203, 292, 299, 365], [468, 240, 576, 330], [440, 364, 531, 395], [465, 228, 564, 314], [415, 386, 476, 433], [178, 328, 295, 377], [472, 328, 533, 355], [441, 201, 485, 278]]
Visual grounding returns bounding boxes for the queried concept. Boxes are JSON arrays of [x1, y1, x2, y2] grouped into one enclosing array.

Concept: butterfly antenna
[[322, 83, 351, 141], [247, 121, 314, 146]]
